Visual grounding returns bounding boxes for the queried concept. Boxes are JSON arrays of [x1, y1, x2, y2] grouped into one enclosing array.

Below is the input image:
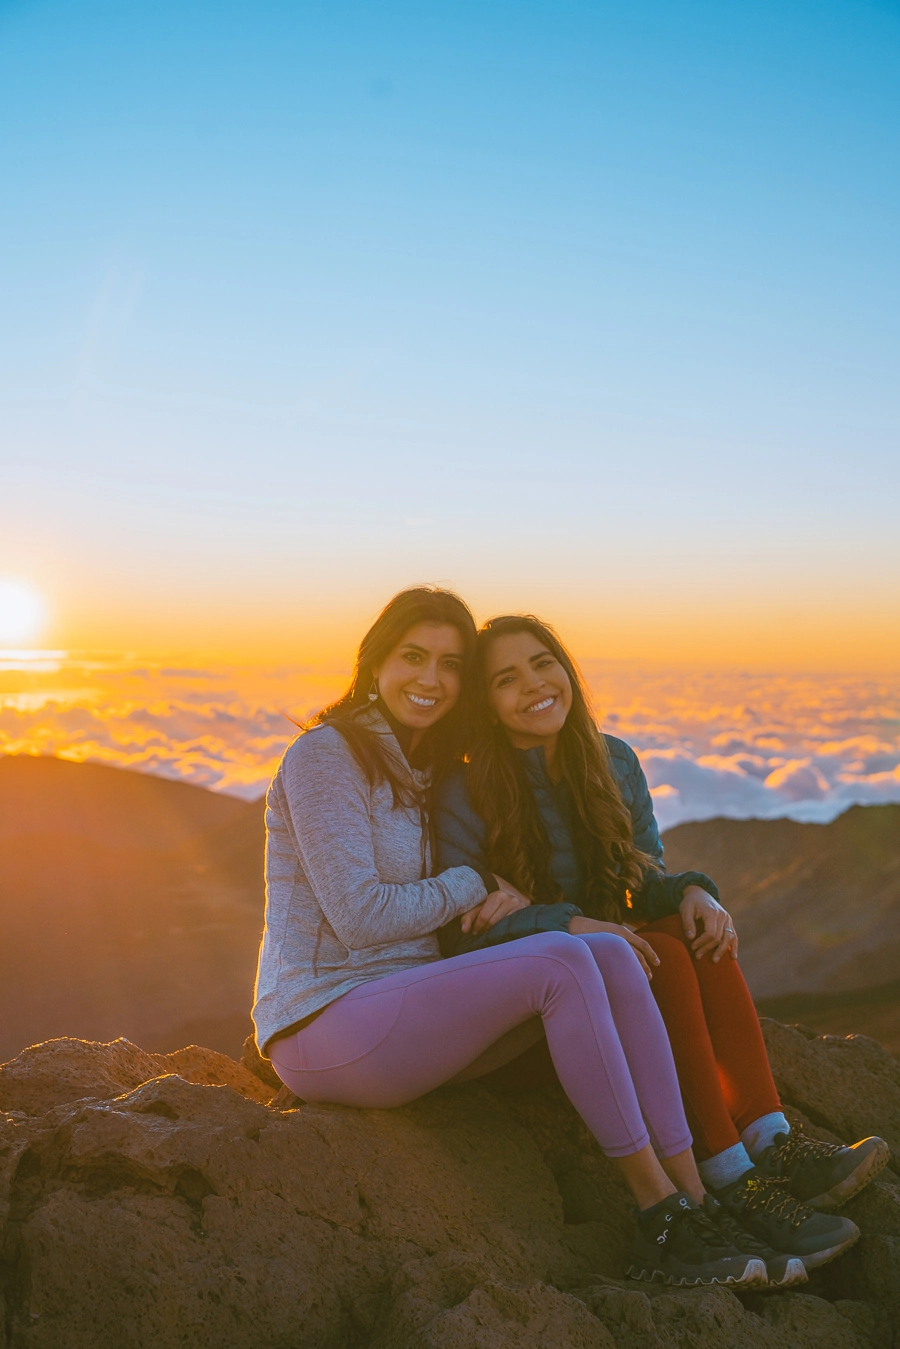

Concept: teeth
[[526, 697, 555, 713], [406, 692, 436, 707]]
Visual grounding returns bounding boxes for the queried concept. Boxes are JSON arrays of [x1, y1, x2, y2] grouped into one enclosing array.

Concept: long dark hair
[[308, 586, 477, 804], [467, 614, 659, 920]]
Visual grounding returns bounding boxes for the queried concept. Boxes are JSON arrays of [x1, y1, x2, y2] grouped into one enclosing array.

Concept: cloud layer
[[1, 655, 898, 829], [585, 664, 900, 829]]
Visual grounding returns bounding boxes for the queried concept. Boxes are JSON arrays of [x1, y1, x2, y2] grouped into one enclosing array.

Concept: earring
[[367, 678, 379, 703]]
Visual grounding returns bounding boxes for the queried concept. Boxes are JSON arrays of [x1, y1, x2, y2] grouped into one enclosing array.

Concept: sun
[[0, 579, 49, 646]]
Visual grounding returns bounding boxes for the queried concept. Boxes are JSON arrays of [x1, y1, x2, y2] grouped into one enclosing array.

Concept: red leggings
[[486, 914, 782, 1161], [637, 915, 782, 1159]]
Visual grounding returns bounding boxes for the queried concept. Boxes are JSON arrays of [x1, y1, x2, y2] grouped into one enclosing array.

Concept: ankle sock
[[740, 1112, 791, 1160], [697, 1142, 753, 1192]]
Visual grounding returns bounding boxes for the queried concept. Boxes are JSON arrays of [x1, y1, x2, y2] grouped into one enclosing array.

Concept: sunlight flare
[[0, 580, 48, 646]]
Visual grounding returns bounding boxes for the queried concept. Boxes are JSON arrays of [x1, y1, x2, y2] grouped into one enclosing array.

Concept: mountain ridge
[[662, 805, 900, 999], [1, 754, 897, 1063]]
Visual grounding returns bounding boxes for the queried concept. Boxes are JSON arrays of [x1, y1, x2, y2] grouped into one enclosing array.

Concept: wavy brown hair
[[467, 615, 659, 921], [308, 586, 477, 806]]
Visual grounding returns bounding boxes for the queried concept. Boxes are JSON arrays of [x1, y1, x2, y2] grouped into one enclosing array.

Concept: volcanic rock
[[0, 1036, 272, 1117], [760, 1019, 900, 1165], [1, 1029, 899, 1347], [662, 805, 900, 1001]]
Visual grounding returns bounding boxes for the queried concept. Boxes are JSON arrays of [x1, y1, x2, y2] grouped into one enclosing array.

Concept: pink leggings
[[269, 931, 691, 1160]]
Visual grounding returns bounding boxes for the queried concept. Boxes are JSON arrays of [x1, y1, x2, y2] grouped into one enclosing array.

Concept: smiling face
[[484, 629, 573, 750], [372, 621, 465, 733]]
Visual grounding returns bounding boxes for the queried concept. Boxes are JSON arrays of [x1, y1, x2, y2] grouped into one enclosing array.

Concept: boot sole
[[796, 1229, 860, 1271], [803, 1137, 891, 1212], [625, 1257, 768, 1288], [766, 1257, 807, 1289]]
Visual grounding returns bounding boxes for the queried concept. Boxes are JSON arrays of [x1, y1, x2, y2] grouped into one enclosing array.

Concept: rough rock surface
[[760, 1019, 900, 1165], [0, 1037, 272, 1117], [662, 805, 900, 1000], [0, 1027, 898, 1348]]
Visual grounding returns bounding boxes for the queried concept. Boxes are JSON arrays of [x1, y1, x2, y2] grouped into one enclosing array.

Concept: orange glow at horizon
[[1, 651, 898, 831], [42, 595, 900, 674]]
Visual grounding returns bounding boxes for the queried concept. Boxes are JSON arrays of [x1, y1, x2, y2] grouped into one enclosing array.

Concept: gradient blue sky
[[2, 0, 898, 663]]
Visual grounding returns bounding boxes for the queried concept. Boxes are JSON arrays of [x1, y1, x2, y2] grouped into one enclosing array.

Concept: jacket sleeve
[[611, 740, 720, 923], [439, 901, 583, 958], [434, 771, 583, 957], [276, 731, 487, 950]]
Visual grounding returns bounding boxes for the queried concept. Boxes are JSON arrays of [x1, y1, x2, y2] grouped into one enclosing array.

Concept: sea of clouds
[[1, 653, 898, 830], [584, 663, 900, 830]]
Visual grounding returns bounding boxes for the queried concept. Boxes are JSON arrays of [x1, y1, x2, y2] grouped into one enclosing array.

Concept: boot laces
[[736, 1176, 815, 1230], [772, 1132, 843, 1169], [676, 1205, 733, 1250], [713, 1207, 771, 1257]]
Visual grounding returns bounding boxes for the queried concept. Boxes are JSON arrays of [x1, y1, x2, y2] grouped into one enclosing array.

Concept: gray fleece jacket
[[252, 708, 488, 1052]]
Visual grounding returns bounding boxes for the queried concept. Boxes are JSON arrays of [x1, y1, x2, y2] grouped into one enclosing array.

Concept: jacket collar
[[375, 701, 417, 762], [518, 743, 551, 779], [516, 744, 567, 792], [353, 704, 432, 786]]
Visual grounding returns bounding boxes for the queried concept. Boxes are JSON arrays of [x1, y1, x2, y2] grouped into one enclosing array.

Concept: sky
[[1, 0, 899, 670]]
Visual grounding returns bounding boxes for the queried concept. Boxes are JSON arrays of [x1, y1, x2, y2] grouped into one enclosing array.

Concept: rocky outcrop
[[760, 1020, 900, 1166], [0, 1037, 272, 1117], [662, 805, 900, 1001], [1, 1025, 899, 1348]]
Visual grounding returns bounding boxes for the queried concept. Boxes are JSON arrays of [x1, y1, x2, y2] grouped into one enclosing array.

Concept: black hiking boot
[[701, 1193, 807, 1288], [627, 1191, 768, 1288], [713, 1168, 859, 1270], [755, 1131, 890, 1211]]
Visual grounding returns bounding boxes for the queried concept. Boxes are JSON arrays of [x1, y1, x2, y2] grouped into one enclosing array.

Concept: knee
[[582, 931, 643, 971], [524, 929, 600, 973], [644, 932, 693, 973], [526, 929, 589, 958], [577, 928, 655, 992], [594, 932, 637, 958], [642, 917, 694, 959], [641, 914, 684, 941]]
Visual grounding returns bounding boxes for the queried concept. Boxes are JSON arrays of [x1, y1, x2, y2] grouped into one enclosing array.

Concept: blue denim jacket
[[434, 735, 718, 956]]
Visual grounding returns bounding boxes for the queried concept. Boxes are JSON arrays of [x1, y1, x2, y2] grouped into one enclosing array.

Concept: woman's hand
[[460, 874, 531, 935], [679, 886, 738, 962], [568, 917, 660, 980]]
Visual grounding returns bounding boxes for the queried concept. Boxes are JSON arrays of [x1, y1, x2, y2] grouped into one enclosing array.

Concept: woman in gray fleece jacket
[[252, 586, 772, 1289]]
